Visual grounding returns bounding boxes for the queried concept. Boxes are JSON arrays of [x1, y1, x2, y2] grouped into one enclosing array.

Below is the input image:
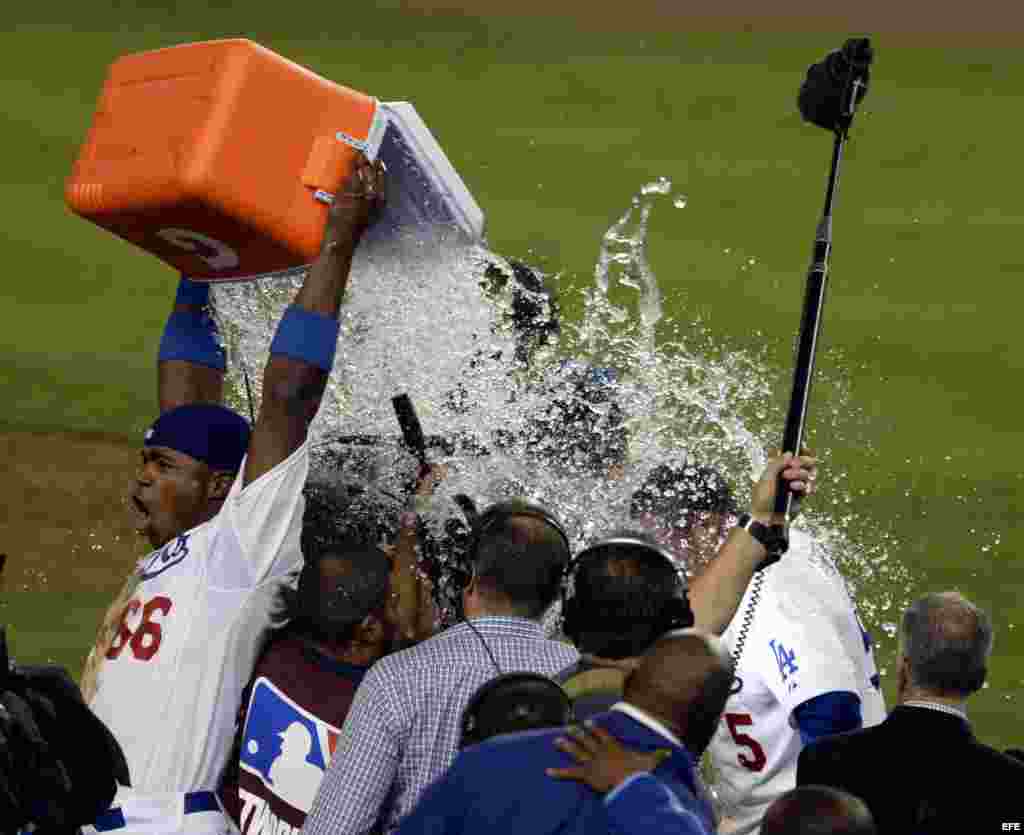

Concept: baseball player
[[707, 526, 886, 834], [81, 157, 385, 835], [628, 459, 884, 834]]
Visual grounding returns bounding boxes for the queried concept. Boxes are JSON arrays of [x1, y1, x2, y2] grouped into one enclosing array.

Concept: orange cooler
[[65, 39, 387, 281]]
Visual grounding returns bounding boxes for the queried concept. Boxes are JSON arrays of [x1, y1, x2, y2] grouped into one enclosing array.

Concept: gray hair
[[900, 592, 993, 697]]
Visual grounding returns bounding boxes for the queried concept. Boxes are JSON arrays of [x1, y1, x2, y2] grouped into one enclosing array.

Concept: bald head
[[762, 786, 875, 835], [900, 591, 992, 698], [623, 630, 733, 755]]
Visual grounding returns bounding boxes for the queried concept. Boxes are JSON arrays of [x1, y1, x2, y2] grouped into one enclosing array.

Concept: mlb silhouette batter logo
[[239, 678, 340, 813]]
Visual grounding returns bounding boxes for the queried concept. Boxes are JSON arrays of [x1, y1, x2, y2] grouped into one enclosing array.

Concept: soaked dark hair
[[301, 479, 396, 559], [291, 544, 392, 645], [289, 467, 399, 644], [303, 444, 406, 551], [482, 258, 561, 364], [630, 463, 737, 527], [521, 363, 628, 476]]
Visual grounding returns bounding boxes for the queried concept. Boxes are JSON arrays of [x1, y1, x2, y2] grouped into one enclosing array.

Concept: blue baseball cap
[[144, 404, 251, 473]]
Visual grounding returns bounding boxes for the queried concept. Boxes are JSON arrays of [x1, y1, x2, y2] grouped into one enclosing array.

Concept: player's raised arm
[[688, 452, 816, 635], [243, 157, 384, 487], [157, 275, 227, 413]]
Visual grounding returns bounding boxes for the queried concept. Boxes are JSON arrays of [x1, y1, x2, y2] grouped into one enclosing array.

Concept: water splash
[[211, 183, 917, 635]]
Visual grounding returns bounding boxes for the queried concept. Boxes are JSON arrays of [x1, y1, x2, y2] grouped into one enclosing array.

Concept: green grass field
[[2, 2, 1023, 748]]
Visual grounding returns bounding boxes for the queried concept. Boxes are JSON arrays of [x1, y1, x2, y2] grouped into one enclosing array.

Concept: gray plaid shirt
[[302, 616, 579, 835]]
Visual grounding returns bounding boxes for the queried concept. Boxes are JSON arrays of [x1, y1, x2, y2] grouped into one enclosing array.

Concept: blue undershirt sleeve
[[793, 690, 862, 747]]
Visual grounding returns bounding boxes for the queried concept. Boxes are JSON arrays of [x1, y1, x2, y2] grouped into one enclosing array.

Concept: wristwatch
[[736, 512, 789, 570]]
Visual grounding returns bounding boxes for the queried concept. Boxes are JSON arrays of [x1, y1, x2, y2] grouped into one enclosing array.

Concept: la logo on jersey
[[138, 533, 191, 581], [237, 678, 339, 833], [770, 639, 799, 691]]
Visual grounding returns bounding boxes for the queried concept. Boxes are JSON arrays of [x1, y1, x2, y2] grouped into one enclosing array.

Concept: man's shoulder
[[359, 634, 450, 692], [227, 439, 310, 499], [772, 530, 848, 594], [465, 725, 567, 760], [253, 634, 310, 676], [802, 716, 886, 761], [376, 624, 575, 668], [965, 737, 1024, 778], [456, 723, 604, 788]]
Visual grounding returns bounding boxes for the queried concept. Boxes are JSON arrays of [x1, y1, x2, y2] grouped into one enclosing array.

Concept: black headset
[[560, 535, 694, 647], [448, 497, 573, 595], [460, 672, 574, 749]]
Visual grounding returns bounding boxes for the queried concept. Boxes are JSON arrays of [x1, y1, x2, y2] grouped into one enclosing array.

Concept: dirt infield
[[1, 432, 143, 595]]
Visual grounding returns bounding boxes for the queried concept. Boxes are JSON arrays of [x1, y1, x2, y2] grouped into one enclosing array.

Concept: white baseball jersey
[[708, 528, 886, 835], [88, 442, 307, 809]]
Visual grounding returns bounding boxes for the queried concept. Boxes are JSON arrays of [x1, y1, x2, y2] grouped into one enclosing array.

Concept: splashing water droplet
[[641, 177, 672, 196], [209, 181, 919, 671], [673, 197, 688, 209]]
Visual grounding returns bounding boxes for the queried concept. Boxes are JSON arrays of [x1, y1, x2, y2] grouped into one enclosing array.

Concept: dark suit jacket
[[798, 704, 1024, 833], [396, 709, 714, 835]]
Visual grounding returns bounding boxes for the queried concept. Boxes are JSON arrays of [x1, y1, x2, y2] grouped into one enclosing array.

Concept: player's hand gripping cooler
[[65, 39, 484, 282]]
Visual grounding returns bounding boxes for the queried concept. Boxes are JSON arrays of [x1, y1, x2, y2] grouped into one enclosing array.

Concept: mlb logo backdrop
[[240, 678, 341, 814]]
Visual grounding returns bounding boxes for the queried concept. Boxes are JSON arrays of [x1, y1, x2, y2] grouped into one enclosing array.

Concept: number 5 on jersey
[[725, 712, 767, 772], [107, 596, 173, 662]]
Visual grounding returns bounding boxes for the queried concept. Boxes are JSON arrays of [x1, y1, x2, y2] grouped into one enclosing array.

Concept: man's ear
[[461, 571, 478, 607], [896, 650, 909, 698], [208, 470, 235, 501]]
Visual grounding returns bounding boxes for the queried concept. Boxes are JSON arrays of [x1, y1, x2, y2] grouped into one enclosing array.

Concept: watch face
[[765, 524, 789, 554], [750, 520, 786, 554]]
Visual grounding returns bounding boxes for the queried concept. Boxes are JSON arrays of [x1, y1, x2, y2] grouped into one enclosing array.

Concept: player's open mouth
[[131, 496, 150, 528]]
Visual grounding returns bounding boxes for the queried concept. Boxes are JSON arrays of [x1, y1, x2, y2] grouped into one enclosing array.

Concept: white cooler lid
[[363, 101, 485, 246]]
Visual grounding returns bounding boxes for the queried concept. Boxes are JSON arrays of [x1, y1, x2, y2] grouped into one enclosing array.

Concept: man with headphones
[[557, 529, 692, 718], [561, 452, 883, 835], [556, 452, 815, 720], [459, 671, 574, 749], [217, 477, 407, 835], [302, 499, 578, 835], [395, 631, 732, 835]]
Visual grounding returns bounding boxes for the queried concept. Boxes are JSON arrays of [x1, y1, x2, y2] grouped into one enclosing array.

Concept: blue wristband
[[158, 311, 226, 371], [269, 305, 340, 372], [175, 276, 211, 307]]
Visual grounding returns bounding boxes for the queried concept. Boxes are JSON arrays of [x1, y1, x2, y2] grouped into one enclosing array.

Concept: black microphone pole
[[392, 393, 430, 474], [775, 38, 873, 518]]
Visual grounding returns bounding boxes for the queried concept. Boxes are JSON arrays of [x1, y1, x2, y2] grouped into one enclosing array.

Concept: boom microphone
[[798, 37, 873, 133], [775, 38, 875, 520]]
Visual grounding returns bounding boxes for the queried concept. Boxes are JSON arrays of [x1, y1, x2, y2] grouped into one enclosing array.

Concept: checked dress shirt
[[301, 616, 579, 835]]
